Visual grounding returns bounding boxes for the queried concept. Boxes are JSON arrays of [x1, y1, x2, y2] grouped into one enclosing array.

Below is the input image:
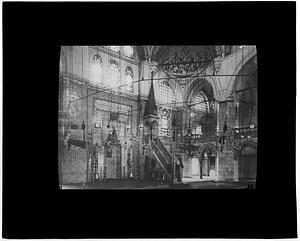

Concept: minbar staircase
[[150, 137, 178, 184]]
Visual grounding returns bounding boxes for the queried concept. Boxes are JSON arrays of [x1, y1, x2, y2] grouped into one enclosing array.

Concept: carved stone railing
[[154, 137, 172, 164], [150, 139, 172, 182]]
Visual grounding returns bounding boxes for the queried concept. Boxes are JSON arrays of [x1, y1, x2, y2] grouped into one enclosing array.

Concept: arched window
[[123, 66, 134, 92], [158, 107, 171, 136], [90, 53, 103, 85], [123, 46, 134, 58], [192, 91, 208, 113], [109, 46, 120, 53], [109, 59, 120, 87]]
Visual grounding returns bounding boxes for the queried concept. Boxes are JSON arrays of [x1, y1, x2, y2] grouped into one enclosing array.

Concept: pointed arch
[[60, 48, 67, 73], [228, 47, 257, 96], [185, 78, 217, 107], [199, 143, 217, 156]]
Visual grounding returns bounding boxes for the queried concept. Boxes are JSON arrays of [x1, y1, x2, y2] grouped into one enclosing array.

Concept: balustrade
[[151, 139, 172, 181], [154, 137, 172, 164]]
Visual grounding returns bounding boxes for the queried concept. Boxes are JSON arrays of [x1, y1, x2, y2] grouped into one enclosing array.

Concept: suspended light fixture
[[178, 110, 199, 157], [249, 105, 255, 129], [234, 100, 240, 131]]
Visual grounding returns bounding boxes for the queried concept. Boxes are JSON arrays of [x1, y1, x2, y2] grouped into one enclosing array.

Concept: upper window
[[90, 53, 103, 84], [109, 59, 120, 88], [192, 91, 208, 113], [108, 46, 120, 53], [64, 89, 81, 119], [123, 46, 134, 58], [123, 66, 134, 92], [155, 80, 176, 106], [92, 54, 102, 64], [158, 107, 171, 137]]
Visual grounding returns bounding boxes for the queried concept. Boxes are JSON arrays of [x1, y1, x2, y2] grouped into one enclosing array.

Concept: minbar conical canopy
[[144, 72, 157, 117]]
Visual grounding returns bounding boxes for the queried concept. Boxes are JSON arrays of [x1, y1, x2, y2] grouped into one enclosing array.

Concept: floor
[[61, 178, 251, 189], [182, 175, 216, 184]]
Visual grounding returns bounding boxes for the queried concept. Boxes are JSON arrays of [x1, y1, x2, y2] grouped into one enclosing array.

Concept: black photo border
[[2, 2, 297, 239]]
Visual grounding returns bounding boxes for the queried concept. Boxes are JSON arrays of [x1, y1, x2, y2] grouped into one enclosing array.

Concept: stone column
[[217, 96, 235, 181]]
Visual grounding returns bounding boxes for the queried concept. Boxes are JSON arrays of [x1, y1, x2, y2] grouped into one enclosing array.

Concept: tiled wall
[[217, 100, 235, 181], [62, 145, 87, 184]]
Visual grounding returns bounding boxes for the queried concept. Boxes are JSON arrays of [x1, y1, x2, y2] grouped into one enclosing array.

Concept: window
[[109, 46, 120, 53], [193, 125, 202, 135], [123, 46, 134, 58], [123, 66, 134, 92], [109, 60, 120, 87], [155, 80, 176, 106], [192, 91, 208, 113], [159, 107, 171, 136], [69, 93, 80, 117], [64, 89, 81, 119], [210, 156, 216, 170], [90, 53, 103, 84]]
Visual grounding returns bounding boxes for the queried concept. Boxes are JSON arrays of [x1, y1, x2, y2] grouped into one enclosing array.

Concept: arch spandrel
[[211, 46, 257, 101]]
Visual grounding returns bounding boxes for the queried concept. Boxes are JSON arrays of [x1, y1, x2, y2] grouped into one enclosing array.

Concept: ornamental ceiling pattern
[[157, 46, 213, 77]]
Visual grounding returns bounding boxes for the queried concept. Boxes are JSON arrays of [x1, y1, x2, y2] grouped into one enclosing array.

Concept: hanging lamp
[[249, 92, 255, 129]]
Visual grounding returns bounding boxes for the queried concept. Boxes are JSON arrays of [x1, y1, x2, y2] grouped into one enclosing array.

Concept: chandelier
[[177, 118, 199, 157]]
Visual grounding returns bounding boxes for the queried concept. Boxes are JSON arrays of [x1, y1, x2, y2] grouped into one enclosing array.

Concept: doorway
[[200, 144, 217, 179], [238, 144, 257, 180]]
